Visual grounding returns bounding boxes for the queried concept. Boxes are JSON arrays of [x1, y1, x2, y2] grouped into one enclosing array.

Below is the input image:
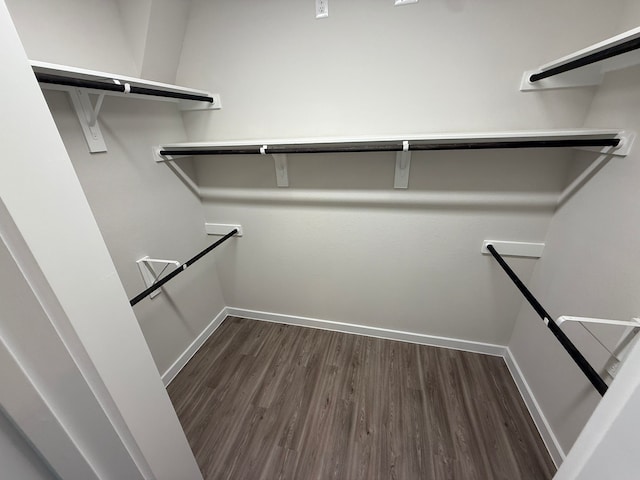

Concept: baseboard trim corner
[[504, 347, 565, 467], [226, 307, 506, 357], [161, 306, 228, 386]]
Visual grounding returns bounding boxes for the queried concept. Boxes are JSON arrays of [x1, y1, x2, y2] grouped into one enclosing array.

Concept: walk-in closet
[[2, 1, 640, 479]]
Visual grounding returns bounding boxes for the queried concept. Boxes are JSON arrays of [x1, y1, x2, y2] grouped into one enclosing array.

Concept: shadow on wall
[[178, 147, 613, 211]]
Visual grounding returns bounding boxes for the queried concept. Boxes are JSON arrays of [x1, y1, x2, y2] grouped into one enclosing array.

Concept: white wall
[[178, 1, 640, 464], [5, 0, 137, 74], [115, 0, 152, 76], [0, 2, 202, 478], [178, 0, 625, 346], [0, 407, 57, 480], [6, 0, 227, 376], [7, 0, 640, 474], [555, 328, 640, 479], [198, 148, 573, 345], [116, 0, 193, 83], [508, 67, 640, 455], [178, 0, 623, 141], [43, 90, 226, 376], [560, 386, 640, 480], [141, 0, 193, 83]]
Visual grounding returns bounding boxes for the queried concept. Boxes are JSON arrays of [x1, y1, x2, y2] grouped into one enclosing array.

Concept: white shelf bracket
[[557, 315, 640, 378], [260, 145, 288, 187], [153, 146, 172, 162], [272, 153, 289, 187], [68, 88, 107, 153], [394, 140, 411, 189], [482, 240, 544, 258], [573, 130, 636, 157], [136, 257, 181, 300], [205, 223, 243, 236], [87, 93, 105, 127], [556, 315, 640, 329]]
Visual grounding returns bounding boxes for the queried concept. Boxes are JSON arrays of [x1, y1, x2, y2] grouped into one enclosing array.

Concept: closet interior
[[2, 1, 640, 479]]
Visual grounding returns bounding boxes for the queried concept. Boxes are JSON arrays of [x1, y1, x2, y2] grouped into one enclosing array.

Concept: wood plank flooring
[[167, 317, 556, 479]]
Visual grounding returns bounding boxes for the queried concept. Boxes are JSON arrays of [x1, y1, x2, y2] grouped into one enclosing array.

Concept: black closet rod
[[129, 229, 237, 307], [160, 138, 620, 156], [529, 36, 640, 82], [486, 244, 608, 396], [35, 72, 214, 103]]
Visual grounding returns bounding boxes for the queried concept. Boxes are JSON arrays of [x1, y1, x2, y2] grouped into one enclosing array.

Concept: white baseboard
[[161, 306, 228, 386], [226, 307, 506, 357], [504, 347, 565, 467]]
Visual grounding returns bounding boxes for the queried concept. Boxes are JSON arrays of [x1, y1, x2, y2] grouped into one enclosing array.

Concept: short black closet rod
[[529, 35, 640, 82], [129, 229, 237, 307], [486, 244, 608, 396], [35, 73, 214, 103], [160, 138, 620, 156]]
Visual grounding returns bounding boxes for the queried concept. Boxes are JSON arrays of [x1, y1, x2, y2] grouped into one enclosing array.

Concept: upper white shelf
[[156, 129, 632, 160], [157, 129, 634, 193], [31, 60, 220, 110], [521, 26, 640, 91]]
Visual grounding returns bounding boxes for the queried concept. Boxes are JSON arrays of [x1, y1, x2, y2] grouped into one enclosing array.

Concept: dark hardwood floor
[[167, 317, 556, 479]]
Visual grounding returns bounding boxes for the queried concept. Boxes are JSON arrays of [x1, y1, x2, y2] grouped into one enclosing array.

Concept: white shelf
[[32, 60, 221, 153], [156, 129, 632, 158], [31, 60, 220, 109], [521, 26, 640, 91], [156, 129, 633, 193]]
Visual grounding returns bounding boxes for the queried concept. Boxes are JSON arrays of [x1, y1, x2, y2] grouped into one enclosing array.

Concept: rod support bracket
[[260, 145, 288, 187], [68, 88, 107, 153], [272, 153, 289, 187], [482, 240, 545, 258], [136, 257, 181, 300], [556, 315, 640, 329], [394, 141, 411, 189]]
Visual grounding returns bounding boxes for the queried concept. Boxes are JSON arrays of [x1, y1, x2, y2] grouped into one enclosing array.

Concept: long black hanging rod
[[529, 35, 640, 83], [35, 72, 214, 103], [129, 229, 237, 307], [486, 244, 608, 396], [159, 138, 620, 157]]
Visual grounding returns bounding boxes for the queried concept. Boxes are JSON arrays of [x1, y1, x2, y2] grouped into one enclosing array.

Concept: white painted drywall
[[141, 0, 193, 83], [6, 0, 227, 378], [5, 0, 137, 74], [43, 90, 227, 375], [197, 148, 572, 345], [508, 66, 640, 454], [115, 0, 152, 75], [0, 3, 202, 478], [116, 0, 193, 83], [0, 407, 57, 480], [177, 0, 627, 345], [178, 0, 623, 140], [558, 384, 640, 480]]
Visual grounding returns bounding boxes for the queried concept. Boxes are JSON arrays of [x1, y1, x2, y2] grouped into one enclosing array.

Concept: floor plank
[[167, 317, 556, 479]]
